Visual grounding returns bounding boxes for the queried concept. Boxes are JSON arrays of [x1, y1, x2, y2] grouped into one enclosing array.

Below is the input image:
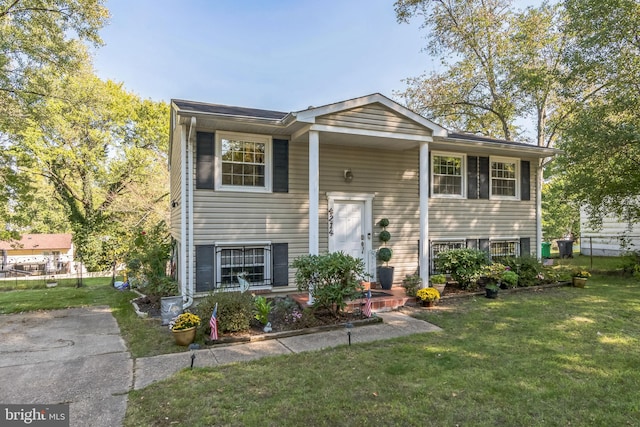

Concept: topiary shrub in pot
[[377, 218, 394, 290]]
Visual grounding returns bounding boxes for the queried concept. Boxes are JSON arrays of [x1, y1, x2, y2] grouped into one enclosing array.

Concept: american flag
[[209, 303, 219, 341], [363, 289, 372, 318]]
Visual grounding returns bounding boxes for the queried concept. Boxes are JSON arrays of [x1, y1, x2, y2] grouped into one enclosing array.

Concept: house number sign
[[328, 208, 334, 236]]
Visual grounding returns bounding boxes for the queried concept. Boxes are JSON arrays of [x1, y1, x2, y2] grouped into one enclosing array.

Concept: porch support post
[[536, 160, 543, 259], [308, 130, 320, 304], [419, 141, 430, 287]]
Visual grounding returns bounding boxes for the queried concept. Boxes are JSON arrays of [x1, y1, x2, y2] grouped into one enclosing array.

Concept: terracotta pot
[[421, 300, 436, 307], [572, 277, 587, 288], [171, 326, 196, 346]]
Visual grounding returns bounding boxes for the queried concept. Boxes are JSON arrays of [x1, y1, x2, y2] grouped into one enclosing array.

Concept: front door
[[327, 193, 374, 277]]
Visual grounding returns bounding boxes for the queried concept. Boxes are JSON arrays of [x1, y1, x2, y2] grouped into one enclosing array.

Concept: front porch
[[290, 286, 413, 313]]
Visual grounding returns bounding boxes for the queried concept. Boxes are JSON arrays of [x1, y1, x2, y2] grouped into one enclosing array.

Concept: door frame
[[326, 192, 375, 279]]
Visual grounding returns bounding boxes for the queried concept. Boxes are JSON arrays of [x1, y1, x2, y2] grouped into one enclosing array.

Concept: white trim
[[180, 125, 187, 302], [536, 161, 543, 259], [419, 141, 430, 287], [309, 123, 433, 143], [430, 151, 467, 199], [215, 131, 272, 193], [187, 119, 196, 307], [326, 192, 375, 279], [489, 156, 519, 200], [215, 240, 272, 246]]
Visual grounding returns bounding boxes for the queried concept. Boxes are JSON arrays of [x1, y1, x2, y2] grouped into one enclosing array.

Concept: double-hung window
[[216, 132, 272, 192], [216, 243, 271, 289], [490, 157, 518, 199], [431, 153, 465, 197], [489, 240, 519, 261]]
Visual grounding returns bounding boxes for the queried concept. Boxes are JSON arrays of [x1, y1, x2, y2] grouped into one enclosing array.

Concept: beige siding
[[169, 124, 183, 241], [316, 104, 431, 137]]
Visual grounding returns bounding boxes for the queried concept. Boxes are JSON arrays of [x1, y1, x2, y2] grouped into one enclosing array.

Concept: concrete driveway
[[0, 307, 132, 427]]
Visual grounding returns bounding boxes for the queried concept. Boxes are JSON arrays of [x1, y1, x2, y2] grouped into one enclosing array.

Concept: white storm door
[[333, 200, 366, 263]]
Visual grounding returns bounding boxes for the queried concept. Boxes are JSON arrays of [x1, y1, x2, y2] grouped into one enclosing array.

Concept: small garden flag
[[363, 289, 372, 318], [209, 302, 218, 340]]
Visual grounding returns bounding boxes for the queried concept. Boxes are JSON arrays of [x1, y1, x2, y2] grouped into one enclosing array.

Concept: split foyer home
[[168, 93, 558, 303]]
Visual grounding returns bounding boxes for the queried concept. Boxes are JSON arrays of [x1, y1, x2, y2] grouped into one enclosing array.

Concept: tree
[[10, 67, 169, 270], [558, 0, 640, 226]]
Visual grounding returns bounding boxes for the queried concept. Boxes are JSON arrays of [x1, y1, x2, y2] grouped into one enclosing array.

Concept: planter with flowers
[[430, 274, 447, 294], [169, 312, 201, 345], [572, 270, 591, 288], [416, 287, 440, 307]]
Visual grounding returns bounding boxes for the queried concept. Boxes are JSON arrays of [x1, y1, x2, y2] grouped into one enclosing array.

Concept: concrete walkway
[[134, 310, 442, 390], [1, 307, 441, 426]]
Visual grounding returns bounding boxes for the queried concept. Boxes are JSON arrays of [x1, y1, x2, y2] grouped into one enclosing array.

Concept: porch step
[[290, 287, 411, 313]]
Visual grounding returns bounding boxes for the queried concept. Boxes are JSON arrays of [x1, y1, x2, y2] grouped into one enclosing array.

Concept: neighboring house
[[168, 93, 557, 301], [580, 210, 640, 256], [0, 233, 75, 276]]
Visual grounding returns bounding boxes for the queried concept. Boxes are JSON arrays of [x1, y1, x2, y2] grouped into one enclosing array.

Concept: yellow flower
[[170, 312, 201, 331], [416, 287, 440, 302]]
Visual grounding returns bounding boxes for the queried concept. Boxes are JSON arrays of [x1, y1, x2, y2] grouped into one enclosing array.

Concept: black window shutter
[[272, 243, 288, 286], [521, 160, 531, 201], [273, 139, 289, 193], [195, 245, 215, 292], [520, 238, 531, 256], [196, 132, 215, 189], [479, 157, 490, 199], [468, 156, 478, 199], [479, 239, 490, 255]]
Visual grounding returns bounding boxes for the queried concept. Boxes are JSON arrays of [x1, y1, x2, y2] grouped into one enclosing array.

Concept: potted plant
[[572, 270, 591, 288], [430, 274, 447, 294], [377, 218, 394, 290], [169, 312, 201, 346], [416, 287, 440, 307], [402, 273, 421, 297], [485, 283, 500, 299]]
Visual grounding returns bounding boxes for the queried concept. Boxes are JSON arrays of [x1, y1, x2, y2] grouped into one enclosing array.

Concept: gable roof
[[0, 234, 73, 251], [172, 99, 288, 121]]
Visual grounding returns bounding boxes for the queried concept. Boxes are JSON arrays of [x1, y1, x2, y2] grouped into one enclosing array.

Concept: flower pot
[[171, 326, 196, 346], [421, 300, 436, 307], [431, 283, 445, 294], [572, 277, 587, 288], [485, 288, 499, 299], [378, 266, 394, 290]]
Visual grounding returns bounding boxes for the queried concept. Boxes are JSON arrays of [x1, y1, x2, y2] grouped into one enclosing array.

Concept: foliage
[[435, 248, 489, 289], [480, 263, 508, 283], [377, 218, 392, 265], [377, 247, 392, 263], [127, 221, 173, 293], [169, 312, 200, 331], [271, 297, 319, 331], [416, 287, 440, 302], [430, 274, 447, 284], [194, 292, 254, 334], [501, 255, 545, 287], [402, 273, 421, 297], [501, 270, 519, 288], [573, 270, 591, 279], [253, 295, 273, 326], [292, 252, 367, 317], [541, 173, 580, 241]]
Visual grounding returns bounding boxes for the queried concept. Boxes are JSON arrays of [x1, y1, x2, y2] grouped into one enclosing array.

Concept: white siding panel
[[169, 124, 183, 241], [316, 104, 430, 136]]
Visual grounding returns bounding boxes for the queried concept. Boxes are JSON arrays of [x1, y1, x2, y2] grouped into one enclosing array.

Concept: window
[[432, 153, 465, 197], [489, 240, 519, 261], [216, 132, 271, 192], [216, 244, 271, 289], [490, 157, 518, 199], [430, 240, 466, 273]]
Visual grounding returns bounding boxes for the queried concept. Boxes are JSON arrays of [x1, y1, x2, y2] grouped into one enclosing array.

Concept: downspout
[[180, 124, 188, 305], [536, 159, 544, 259], [183, 116, 197, 309]]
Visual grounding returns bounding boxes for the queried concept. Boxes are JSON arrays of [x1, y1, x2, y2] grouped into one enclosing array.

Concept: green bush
[[402, 273, 421, 297], [292, 251, 367, 317], [253, 295, 273, 325], [139, 276, 178, 297], [435, 248, 489, 289], [501, 270, 519, 288], [271, 297, 320, 331], [195, 291, 253, 334], [501, 256, 544, 287]]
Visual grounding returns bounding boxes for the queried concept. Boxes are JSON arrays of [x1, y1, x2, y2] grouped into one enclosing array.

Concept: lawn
[[124, 274, 640, 426]]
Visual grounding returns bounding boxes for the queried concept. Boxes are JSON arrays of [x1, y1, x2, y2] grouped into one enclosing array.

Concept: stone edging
[[439, 280, 572, 300]]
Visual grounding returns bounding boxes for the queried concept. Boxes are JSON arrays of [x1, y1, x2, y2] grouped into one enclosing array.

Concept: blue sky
[[93, 0, 432, 111]]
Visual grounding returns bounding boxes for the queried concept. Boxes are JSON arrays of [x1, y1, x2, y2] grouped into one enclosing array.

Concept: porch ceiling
[[291, 128, 420, 151]]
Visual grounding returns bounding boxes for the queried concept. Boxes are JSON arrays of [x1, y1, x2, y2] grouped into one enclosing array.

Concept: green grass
[[125, 275, 640, 427], [0, 277, 180, 358], [552, 254, 631, 272]]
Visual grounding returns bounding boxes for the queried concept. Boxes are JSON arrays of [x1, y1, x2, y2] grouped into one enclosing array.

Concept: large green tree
[[558, 0, 640, 226], [10, 67, 169, 270]]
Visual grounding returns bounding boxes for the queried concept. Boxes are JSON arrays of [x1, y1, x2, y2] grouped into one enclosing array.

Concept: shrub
[[501, 256, 544, 287], [435, 248, 489, 289], [139, 276, 178, 298], [501, 270, 519, 288], [416, 287, 440, 302], [195, 291, 254, 334], [292, 251, 367, 317], [402, 273, 421, 297], [271, 297, 320, 331], [253, 295, 273, 325], [126, 221, 174, 293]]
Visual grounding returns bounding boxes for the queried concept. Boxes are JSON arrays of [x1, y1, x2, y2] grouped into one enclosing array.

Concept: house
[[0, 233, 75, 276], [168, 93, 558, 302], [580, 209, 640, 256]]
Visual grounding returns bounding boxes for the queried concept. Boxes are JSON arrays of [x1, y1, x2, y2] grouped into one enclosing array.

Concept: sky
[[92, 0, 435, 112]]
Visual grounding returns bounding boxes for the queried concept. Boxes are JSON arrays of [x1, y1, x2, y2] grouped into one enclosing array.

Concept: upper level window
[[432, 153, 465, 198], [216, 132, 271, 192], [490, 157, 518, 199]]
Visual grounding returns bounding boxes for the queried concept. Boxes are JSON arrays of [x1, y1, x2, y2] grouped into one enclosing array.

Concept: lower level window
[[489, 240, 519, 261], [431, 240, 466, 273], [216, 245, 271, 288]]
